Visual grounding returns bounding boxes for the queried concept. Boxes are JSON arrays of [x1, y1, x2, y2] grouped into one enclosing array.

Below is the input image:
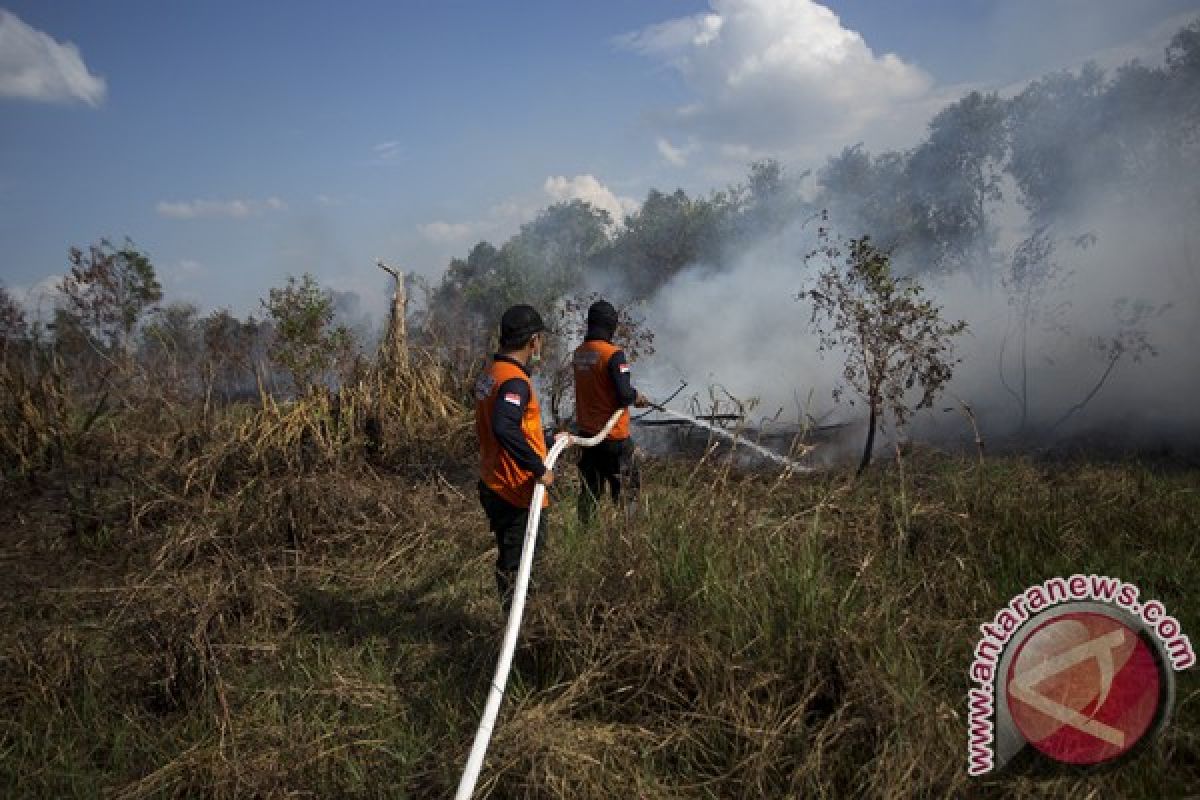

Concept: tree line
[[2, 20, 1196, 435], [425, 20, 1199, 343]]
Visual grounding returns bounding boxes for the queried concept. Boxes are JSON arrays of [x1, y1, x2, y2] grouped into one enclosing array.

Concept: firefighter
[[474, 304, 562, 612], [572, 300, 648, 524]]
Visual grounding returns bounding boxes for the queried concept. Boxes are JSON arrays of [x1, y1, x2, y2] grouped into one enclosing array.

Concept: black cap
[[499, 304, 546, 348], [586, 300, 619, 334]]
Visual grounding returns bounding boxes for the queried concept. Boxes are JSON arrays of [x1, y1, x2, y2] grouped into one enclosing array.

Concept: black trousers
[[478, 482, 545, 610], [577, 437, 639, 524]]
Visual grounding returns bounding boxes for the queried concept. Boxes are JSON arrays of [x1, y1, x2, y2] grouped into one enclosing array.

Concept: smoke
[[636, 177, 1198, 461], [927, 193, 1200, 449], [637, 222, 839, 424], [415, 12, 1200, 459], [329, 289, 383, 353], [628, 39, 1200, 457]]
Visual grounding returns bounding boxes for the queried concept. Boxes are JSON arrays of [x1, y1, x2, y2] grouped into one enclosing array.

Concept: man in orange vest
[[572, 300, 648, 524], [474, 304, 561, 612]]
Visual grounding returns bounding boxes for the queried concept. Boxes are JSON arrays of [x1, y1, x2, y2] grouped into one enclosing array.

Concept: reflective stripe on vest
[[572, 340, 631, 441], [475, 358, 548, 509]]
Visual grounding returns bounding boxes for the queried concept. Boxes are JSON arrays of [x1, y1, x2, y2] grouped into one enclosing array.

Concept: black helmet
[[499, 304, 546, 348]]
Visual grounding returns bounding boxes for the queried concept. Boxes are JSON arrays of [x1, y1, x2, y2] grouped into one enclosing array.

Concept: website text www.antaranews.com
[[967, 574, 1194, 776]]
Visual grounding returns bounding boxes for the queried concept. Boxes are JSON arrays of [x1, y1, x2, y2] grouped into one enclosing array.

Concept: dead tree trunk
[[376, 260, 409, 371]]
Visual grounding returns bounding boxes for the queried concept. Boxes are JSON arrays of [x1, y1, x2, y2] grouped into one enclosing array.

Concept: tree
[[140, 302, 202, 397], [261, 274, 356, 395], [724, 158, 812, 242], [905, 91, 1008, 279], [59, 238, 162, 362], [0, 285, 28, 358], [998, 227, 1079, 430], [1051, 298, 1168, 433], [202, 309, 264, 401], [1007, 64, 1111, 225], [806, 233, 967, 474], [817, 145, 915, 259], [426, 200, 615, 356], [607, 188, 720, 296]]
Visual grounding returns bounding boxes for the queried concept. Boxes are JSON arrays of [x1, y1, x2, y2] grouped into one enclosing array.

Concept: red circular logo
[[1005, 611, 1163, 765]]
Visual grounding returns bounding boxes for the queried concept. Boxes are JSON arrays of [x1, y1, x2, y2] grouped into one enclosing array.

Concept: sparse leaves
[[805, 231, 967, 473], [545, 293, 657, 424], [58, 238, 163, 360]]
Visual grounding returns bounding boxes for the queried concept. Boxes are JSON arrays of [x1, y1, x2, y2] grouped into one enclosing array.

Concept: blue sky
[[3, 0, 1198, 320]]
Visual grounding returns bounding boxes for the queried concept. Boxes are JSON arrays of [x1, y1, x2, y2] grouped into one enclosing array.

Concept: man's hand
[[554, 431, 571, 443], [634, 392, 650, 409], [538, 469, 555, 487]]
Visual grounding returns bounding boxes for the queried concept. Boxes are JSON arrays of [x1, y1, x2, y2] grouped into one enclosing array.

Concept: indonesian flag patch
[[618, 363, 631, 373], [503, 392, 522, 406]]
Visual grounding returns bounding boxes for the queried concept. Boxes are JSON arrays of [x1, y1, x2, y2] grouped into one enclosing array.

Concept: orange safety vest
[[475, 358, 549, 509], [573, 339, 631, 441]]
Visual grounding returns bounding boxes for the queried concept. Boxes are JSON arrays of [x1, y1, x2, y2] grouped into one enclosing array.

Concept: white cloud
[[416, 175, 640, 253], [417, 220, 479, 244], [372, 140, 403, 161], [656, 136, 697, 167], [156, 196, 288, 220], [543, 174, 639, 225], [0, 10, 106, 106], [618, 0, 938, 162]]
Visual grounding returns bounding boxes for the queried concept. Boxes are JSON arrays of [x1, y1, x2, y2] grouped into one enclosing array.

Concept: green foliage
[[429, 200, 614, 350], [58, 238, 163, 359], [261, 274, 355, 395], [425, 159, 811, 352], [906, 90, 1007, 276], [807, 232, 967, 473]]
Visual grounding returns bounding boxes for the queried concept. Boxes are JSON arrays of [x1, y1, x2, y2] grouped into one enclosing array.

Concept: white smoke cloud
[[156, 196, 288, 219], [543, 174, 639, 225], [639, 222, 845, 426], [982, 3, 1199, 82], [619, 0, 940, 162], [639, 181, 1200, 456], [7, 274, 63, 325], [0, 10, 106, 106], [926, 194, 1200, 445]]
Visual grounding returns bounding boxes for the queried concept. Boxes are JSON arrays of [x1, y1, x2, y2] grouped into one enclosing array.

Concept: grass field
[[1, 379, 1198, 798]]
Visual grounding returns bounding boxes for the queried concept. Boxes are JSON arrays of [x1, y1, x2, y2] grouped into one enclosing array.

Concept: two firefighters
[[473, 301, 648, 611]]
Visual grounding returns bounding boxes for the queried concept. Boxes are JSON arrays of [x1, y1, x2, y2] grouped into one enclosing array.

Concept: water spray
[[455, 409, 626, 800], [645, 401, 814, 473]]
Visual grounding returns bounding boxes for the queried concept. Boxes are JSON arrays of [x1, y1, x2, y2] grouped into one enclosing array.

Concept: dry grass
[[1, 346, 1198, 798]]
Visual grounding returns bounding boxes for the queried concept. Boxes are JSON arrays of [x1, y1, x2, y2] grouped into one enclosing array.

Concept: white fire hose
[[454, 408, 626, 800]]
